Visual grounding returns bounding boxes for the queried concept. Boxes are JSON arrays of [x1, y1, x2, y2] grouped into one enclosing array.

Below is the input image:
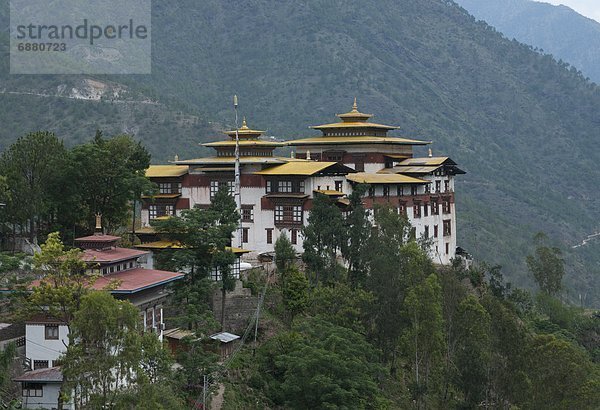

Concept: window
[[266, 229, 273, 244], [242, 228, 249, 244], [291, 229, 298, 245], [411, 186, 418, 196], [274, 205, 303, 225], [383, 186, 389, 198], [266, 180, 272, 193], [241, 206, 254, 222], [33, 360, 49, 370], [353, 155, 365, 172], [413, 203, 421, 218], [278, 180, 293, 193], [435, 181, 441, 193], [22, 383, 43, 397], [398, 202, 406, 216], [444, 180, 450, 192], [368, 186, 375, 198], [149, 204, 174, 220], [445, 243, 450, 255], [210, 180, 234, 199], [325, 151, 344, 162], [442, 199, 451, 214], [424, 226, 429, 238], [335, 180, 343, 192], [158, 182, 181, 194], [425, 184, 431, 194], [423, 202, 429, 217], [434, 225, 439, 238], [443, 220, 452, 236], [397, 185, 404, 196], [45, 325, 58, 340], [431, 200, 439, 215]]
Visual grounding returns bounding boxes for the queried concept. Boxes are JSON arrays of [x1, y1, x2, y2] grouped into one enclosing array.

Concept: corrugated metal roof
[[314, 190, 345, 196], [135, 240, 183, 250], [347, 173, 429, 184], [398, 157, 450, 166], [210, 332, 240, 343], [378, 166, 440, 174], [176, 157, 289, 165], [146, 165, 189, 178], [14, 367, 63, 383], [91, 268, 184, 293], [141, 193, 181, 199], [254, 161, 338, 176]]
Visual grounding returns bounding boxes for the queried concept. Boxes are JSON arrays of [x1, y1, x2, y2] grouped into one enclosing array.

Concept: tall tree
[[402, 273, 445, 408], [0, 131, 65, 241], [302, 193, 345, 284], [154, 185, 238, 329], [274, 232, 296, 273], [62, 132, 151, 233], [342, 184, 370, 288], [526, 232, 565, 296], [62, 291, 173, 409]]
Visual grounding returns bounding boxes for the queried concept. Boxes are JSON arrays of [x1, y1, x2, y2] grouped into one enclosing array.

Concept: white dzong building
[[140, 100, 464, 264]]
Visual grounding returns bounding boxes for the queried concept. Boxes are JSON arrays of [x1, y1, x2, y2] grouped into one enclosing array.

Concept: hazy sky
[[540, 1, 600, 22]]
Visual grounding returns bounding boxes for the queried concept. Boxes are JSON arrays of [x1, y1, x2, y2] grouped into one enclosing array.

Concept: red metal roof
[[75, 234, 121, 242], [83, 248, 148, 264], [92, 268, 184, 293], [14, 367, 63, 383]]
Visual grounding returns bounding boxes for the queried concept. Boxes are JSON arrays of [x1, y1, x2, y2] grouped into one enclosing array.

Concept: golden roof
[[141, 193, 182, 199], [135, 241, 250, 255], [378, 166, 440, 174], [202, 140, 284, 147], [146, 165, 189, 178], [254, 161, 339, 176], [287, 136, 429, 146], [176, 156, 291, 166], [223, 117, 265, 138], [314, 189, 345, 196], [346, 172, 429, 184], [398, 157, 450, 166], [310, 99, 397, 130]]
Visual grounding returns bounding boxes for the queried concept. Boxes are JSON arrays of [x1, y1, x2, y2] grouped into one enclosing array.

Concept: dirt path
[[210, 383, 225, 410]]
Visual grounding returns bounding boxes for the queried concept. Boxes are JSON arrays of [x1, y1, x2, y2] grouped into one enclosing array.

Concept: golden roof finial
[[95, 213, 102, 234], [241, 117, 248, 130], [352, 97, 358, 112], [174, 154, 179, 161], [428, 148, 433, 158]]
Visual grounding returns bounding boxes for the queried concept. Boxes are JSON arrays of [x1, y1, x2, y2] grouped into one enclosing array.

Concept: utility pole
[[233, 95, 242, 248]]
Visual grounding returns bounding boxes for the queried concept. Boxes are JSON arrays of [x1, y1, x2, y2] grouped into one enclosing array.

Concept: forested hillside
[[457, 0, 600, 83], [0, 0, 599, 304]]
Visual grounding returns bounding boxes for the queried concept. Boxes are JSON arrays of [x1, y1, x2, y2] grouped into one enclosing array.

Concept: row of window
[[211, 259, 241, 281], [369, 181, 452, 198], [413, 200, 452, 218], [420, 220, 452, 238], [261, 228, 299, 245], [149, 204, 174, 219], [216, 150, 273, 157], [210, 180, 235, 198], [266, 180, 305, 194], [158, 182, 182, 194], [98, 261, 136, 276]]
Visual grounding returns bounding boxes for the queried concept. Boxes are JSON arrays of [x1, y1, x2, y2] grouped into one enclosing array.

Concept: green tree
[[62, 291, 172, 409], [526, 233, 565, 296], [453, 295, 491, 408], [302, 193, 345, 284], [0, 342, 17, 408], [274, 232, 295, 273], [154, 184, 238, 329], [0, 131, 65, 241], [342, 184, 370, 288], [402, 274, 445, 408], [281, 267, 309, 326], [255, 317, 386, 409], [61, 133, 151, 233]]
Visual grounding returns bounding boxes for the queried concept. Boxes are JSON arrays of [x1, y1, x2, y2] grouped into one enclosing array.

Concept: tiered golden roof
[[310, 98, 398, 131]]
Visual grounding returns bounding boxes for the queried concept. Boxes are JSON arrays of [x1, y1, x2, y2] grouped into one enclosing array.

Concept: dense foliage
[[224, 197, 600, 409]]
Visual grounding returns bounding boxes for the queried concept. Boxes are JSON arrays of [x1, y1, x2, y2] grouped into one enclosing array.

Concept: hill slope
[[1, 0, 599, 304], [456, 0, 600, 83], [136, 0, 600, 305]]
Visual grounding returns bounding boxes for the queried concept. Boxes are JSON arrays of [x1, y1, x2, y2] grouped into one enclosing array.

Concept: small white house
[[13, 367, 73, 410]]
